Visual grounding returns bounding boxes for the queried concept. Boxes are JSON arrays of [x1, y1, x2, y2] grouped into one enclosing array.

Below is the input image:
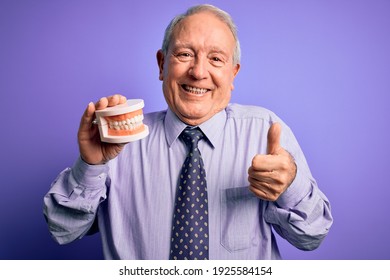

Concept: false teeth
[[95, 99, 149, 143], [108, 115, 144, 130]]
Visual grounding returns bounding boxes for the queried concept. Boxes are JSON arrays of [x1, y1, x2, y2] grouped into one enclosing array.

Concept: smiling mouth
[[181, 84, 210, 94]]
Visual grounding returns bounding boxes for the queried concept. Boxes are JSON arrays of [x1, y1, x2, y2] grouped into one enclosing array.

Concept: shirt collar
[[164, 108, 227, 149]]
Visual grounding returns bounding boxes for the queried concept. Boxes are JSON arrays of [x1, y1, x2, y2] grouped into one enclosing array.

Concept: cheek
[[162, 82, 174, 103], [215, 72, 235, 93], [162, 69, 177, 96], [162, 81, 182, 112], [165, 59, 187, 78]]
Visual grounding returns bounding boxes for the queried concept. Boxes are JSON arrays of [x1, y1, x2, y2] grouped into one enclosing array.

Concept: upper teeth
[[107, 115, 144, 131], [184, 85, 208, 94]]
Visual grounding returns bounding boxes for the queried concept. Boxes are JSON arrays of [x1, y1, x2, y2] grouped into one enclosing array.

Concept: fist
[[248, 122, 297, 201]]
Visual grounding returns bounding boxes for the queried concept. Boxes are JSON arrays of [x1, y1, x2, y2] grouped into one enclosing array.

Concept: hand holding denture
[[78, 94, 129, 165], [248, 122, 297, 201]]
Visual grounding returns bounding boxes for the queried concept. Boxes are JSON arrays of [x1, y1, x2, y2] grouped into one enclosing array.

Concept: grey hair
[[161, 4, 241, 65]]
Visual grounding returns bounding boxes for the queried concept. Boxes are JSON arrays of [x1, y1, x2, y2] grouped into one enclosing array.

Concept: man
[[44, 4, 332, 260]]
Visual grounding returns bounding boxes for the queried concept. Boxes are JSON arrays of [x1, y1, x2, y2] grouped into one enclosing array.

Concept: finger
[[118, 94, 127, 104], [248, 170, 279, 184], [267, 122, 282, 155], [251, 154, 285, 172], [107, 94, 127, 107], [248, 174, 271, 187], [95, 97, 108, 110], [79, 102, 96, 131], [95, 94, 127, 110], [249, 185, 270, 201], [250, 172, 288, 191], [248, 165, 277, 178], [248, 176, 281, 201]]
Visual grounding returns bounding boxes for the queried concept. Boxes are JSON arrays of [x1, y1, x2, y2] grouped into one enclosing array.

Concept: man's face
[[157, 12, 240, 126]]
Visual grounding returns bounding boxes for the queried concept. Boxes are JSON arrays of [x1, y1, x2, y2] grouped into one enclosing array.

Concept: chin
[[181, 110, 216, 126]]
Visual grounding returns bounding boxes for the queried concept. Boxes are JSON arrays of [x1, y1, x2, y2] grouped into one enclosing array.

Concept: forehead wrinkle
[[171, 41, 193, 50], [169, 12, 235, 60]]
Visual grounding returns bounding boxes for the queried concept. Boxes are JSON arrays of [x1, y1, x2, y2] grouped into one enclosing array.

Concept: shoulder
[[225, 103, 280, 123], [143, 110, 166, 126]]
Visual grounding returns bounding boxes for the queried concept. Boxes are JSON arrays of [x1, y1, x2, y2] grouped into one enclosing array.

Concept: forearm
[[265, 167, 333, 250], [43, 157, 109, 244]]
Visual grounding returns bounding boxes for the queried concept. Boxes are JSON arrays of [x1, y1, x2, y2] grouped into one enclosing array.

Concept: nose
[[188, 57, 208, 80]]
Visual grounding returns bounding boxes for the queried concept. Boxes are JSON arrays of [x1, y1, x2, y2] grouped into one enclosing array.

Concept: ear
[[230, 63, 241, 91], [156, 49, 165, 81], [233, 63, 240, 77]]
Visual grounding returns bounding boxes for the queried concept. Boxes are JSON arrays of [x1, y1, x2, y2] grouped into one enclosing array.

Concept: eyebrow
[[209, 47, 229, 57], [171, 43, 229, 57]]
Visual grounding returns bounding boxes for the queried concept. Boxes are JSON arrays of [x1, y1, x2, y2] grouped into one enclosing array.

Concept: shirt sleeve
[[264, 123, 333, 251], [43, 157, 109, 245]]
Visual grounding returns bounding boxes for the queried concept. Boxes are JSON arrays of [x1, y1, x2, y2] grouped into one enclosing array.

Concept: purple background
[[1, 0, 389, 260]]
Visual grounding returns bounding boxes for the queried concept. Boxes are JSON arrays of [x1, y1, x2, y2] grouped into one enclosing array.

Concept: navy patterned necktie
[[169, 127, 209, 260]]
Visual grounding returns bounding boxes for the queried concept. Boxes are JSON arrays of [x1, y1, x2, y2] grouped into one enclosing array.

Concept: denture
[[95, 99, 149, 143]]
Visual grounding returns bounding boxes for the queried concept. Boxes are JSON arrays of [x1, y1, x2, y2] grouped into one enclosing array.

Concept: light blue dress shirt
[[43, 103, 333, 259]]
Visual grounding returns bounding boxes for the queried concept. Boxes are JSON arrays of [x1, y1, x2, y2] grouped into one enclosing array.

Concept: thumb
[[79, 102, 96, 132], [267, 122, 282, 155]]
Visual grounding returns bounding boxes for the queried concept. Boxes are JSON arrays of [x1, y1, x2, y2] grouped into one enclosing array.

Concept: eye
[[174, 52, 193, 62], [210, 56, 225, 66]]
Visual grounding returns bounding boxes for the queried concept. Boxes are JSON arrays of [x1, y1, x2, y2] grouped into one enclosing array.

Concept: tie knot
[[180, 127, 204, 150]]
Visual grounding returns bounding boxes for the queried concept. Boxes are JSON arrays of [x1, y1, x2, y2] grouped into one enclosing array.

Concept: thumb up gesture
[[248, 123, 297, 201]]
